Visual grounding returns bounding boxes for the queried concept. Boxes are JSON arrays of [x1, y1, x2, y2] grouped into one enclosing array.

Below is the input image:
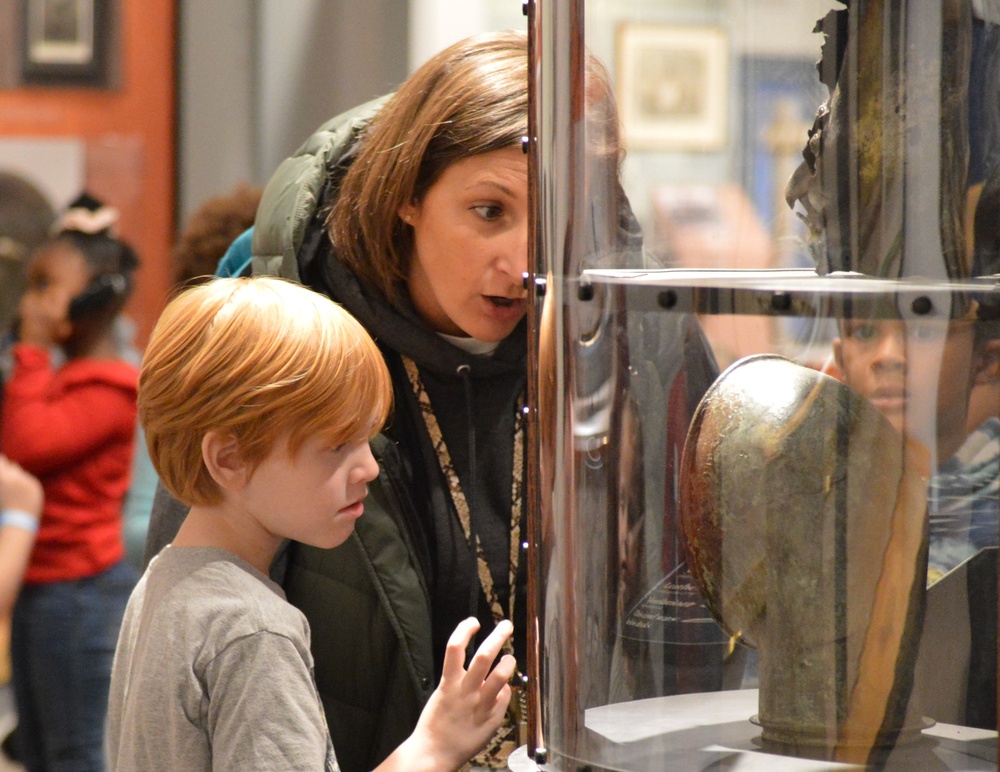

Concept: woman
[[148, 31, 529, 772], [251, 30, 529, 770], [147, 30, 718, 771]]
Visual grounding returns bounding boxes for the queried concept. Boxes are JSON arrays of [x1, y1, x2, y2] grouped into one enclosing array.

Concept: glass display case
[[519, 1, 1000, 770]]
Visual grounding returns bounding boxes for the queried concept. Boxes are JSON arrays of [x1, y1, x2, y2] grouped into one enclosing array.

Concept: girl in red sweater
[[0, 193, 140, 771]]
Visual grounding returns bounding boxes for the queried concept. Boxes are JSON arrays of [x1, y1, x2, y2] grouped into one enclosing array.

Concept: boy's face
[[833, 318, 979, 460], [237, 432, 380, 550]]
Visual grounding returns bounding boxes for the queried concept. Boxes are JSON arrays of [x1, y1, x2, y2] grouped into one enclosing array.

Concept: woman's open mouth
[[486, 295, 520, 308], [480, 294, 527, 325]]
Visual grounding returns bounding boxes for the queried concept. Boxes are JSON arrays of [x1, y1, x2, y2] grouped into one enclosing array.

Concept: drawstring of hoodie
[[401, 354, 526, 762], [400, 355, 521, 639], [456, 363, 479, 658]]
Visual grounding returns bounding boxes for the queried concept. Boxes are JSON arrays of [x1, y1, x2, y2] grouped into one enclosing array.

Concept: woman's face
[[402, 146, 528, 342]]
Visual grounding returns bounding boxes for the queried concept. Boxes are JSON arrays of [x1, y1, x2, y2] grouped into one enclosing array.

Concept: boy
[[107, 277, 515, 771], [832, 313, 1000, 581], [834, 311, 1000, 729]]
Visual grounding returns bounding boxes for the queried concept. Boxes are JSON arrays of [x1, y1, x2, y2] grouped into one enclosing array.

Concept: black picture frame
[[20, 0, 109, 87]]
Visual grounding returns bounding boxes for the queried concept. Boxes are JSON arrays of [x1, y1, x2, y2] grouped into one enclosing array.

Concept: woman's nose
[[495, 222, 529, 283]]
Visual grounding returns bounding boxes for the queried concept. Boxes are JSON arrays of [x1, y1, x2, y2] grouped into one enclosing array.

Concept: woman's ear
[[201, 430, 249, 492], [398, 200, 420, 226]]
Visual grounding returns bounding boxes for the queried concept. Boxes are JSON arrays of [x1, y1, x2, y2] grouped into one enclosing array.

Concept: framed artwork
[[737, 56, 826, 266], [20, 0, 109, 86], [616, 23, 729, 152]]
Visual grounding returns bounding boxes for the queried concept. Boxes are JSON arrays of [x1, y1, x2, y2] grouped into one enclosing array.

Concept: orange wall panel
[[0, 0, 178, 347]]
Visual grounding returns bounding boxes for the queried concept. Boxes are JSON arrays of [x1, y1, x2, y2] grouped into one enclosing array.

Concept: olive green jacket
[[283, 435, 435, 772], [252, 97, 442, 772]]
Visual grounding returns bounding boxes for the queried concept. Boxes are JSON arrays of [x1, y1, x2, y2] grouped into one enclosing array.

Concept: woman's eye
[[472, 204, 503, 221]]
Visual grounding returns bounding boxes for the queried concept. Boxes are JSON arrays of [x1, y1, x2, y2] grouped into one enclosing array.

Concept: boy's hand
[[380, 618, 516, 772], [0, 456, 43, 517]]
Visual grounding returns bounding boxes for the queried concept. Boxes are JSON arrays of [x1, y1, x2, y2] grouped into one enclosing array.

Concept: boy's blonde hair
[[139, 276, 392, 506]]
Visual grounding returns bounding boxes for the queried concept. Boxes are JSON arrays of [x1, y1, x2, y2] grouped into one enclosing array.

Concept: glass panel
[[527, 1, 1000, 770]]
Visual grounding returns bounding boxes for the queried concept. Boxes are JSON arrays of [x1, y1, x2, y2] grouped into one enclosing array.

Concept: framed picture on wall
[[20, 0, 109, 86], [616, 23, 729, 152]]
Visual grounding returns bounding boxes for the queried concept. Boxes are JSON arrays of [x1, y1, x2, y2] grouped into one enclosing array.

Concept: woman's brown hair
[[328, 30, 528, 307]]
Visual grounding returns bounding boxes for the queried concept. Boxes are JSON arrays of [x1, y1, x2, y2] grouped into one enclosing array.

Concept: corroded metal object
[[679, 354, 929, 765], [786, 0, 972, 279]]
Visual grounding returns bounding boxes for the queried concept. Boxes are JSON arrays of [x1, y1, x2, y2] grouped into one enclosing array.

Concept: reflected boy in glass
[[833, 315, 1000, 584]]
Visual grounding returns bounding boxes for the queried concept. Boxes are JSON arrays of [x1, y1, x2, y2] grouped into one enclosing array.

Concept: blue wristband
[[0, 509, 39, 535]]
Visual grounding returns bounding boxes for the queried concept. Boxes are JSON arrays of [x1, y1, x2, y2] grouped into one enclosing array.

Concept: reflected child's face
[[833, 318, 980, 462]]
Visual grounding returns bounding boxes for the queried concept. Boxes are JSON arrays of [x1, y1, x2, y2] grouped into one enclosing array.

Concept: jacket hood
[[254, 96, 527, 384], [312, 235, 527, 381]]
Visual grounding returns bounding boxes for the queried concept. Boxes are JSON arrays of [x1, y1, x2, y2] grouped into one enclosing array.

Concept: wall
[[176, 0, 535, 223], [176, 0, 256, 225], [177, 0, 410, 223], [0, 0, 177, 346]]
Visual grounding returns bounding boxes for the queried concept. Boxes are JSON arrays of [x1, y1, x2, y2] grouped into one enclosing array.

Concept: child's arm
[[0, 456, 42, 616], [376, 618, 516, 772], [1, 344, 135, 474]]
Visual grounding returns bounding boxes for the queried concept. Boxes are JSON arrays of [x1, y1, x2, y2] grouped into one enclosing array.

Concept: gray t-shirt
[[108, 546, 339, 771]]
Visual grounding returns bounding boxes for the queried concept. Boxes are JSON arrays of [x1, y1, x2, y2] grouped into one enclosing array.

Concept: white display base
[[508, 689, 998, 771]]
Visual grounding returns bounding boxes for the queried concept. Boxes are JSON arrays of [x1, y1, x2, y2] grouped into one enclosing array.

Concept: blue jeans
[[11, 560, 137, 772]]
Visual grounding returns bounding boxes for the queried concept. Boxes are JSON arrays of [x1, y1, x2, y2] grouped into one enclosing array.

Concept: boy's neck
[[173, 503, 282, 576]]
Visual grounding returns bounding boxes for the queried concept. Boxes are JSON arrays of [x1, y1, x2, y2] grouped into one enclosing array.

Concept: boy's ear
[[973, 340, 1000, 386], [201, 430, 249, 491]]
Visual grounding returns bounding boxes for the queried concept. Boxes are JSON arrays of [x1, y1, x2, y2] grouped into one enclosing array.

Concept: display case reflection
[[529, 0, 1000, 770], [681, 295, 1000, 764]]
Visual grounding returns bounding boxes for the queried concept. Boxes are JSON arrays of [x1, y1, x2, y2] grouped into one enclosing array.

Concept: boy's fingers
[[465, 619, 513, 682], [441, 617, 481, 680], [491, 682, 514, 719], [482, 653, 517, 697]]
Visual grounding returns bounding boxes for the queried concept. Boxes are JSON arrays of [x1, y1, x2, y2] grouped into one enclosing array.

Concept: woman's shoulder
[[59, 356, 139, 392], [252, 96, 391, 282]]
